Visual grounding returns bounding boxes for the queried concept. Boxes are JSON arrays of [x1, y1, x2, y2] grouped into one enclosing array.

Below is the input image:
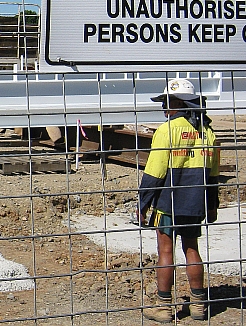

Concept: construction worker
[[138, 78, 219, 323]]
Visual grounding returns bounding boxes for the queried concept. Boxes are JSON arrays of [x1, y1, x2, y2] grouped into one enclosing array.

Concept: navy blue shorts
[[153, 212, 202, 238]]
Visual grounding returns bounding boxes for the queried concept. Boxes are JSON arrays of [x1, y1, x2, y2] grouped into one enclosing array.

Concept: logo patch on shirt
[[181, 131, 206, 140], [172, 149, 195, 158]]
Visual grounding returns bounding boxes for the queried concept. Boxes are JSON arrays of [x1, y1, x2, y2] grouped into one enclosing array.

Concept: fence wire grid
[[0, 4, 245, 325], [0, 69, 244, 326]]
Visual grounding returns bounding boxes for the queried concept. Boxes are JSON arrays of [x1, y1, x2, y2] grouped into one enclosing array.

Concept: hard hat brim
[[151, 93, 207, 108], [151, 93, 200, 102]]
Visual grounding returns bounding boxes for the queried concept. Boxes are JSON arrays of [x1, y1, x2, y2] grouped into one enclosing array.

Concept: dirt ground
[[0, 115, 245, 325]]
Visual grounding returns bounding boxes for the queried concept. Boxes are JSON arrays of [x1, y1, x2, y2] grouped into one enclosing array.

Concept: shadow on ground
[[177, 285, 246, 320]]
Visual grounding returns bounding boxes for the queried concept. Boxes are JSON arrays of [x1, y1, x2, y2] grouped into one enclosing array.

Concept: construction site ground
[[0, 115, 245, 325]]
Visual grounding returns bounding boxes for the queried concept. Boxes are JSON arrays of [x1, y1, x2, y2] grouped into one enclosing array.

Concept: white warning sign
[[40, 0, 246, 72]]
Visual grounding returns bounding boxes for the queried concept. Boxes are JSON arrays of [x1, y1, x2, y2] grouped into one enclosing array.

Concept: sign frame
[[42, 0, 246, 72]]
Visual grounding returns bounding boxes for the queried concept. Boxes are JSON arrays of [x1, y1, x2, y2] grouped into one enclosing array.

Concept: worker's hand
[[207, 208, 217, 223], [136, 205, 148, 226], [136, 210, 147, 226]]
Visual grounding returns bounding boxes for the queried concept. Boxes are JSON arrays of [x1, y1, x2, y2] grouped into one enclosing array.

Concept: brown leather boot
[[143, 295, 172, 323], [189, 291, 205, 320]]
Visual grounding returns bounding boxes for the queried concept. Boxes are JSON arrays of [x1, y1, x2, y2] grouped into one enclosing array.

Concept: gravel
[[0, 253, 34, 292]]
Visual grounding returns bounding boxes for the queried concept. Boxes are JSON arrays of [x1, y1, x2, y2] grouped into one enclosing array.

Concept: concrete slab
[[68, 205, 246, 276]]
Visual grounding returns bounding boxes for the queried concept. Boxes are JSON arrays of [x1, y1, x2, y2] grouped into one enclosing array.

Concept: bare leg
[[143, 232, 174, 323], [181, 237, 205, 320], [181, 237, 204, 289], [156, 230, 174, 292]]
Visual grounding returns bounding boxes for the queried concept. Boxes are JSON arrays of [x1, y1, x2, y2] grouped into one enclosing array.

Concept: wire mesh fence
[[0, 3, 245, 325], [0, 68, 244, 326]]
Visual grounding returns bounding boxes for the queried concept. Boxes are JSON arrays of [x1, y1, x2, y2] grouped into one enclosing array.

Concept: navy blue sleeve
[[139, 173, 164, 212], [207, 176, 219, 209]]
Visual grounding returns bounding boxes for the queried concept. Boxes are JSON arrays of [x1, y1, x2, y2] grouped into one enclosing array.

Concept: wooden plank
[[219, 165, 236, 172], [0, 157, 70, 175], [0, 139, 29, 147], [0, 160, 29, 174]]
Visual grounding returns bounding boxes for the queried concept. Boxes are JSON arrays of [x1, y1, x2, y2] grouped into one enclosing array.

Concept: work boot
[[143, 295, 172, 323], [189, 291, 205, 320]]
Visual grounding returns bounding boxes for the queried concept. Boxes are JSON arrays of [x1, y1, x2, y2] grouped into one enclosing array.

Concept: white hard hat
[[151, 78, 207, 108], [151, 78, 200, 102]]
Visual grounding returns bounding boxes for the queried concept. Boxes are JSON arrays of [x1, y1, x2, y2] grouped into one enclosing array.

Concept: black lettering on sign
[[112, 24, 125, 42], [163, 0, 174, 18], [242, 25, 246, 42], [122, 0, 135, 18], [189, 24, 237, 42], [107, 0, 164, 19], [170, 24, 182, 43], [98, 24, 111, 42], [84, 24, 97, 42], [236, 1, 246, 19], [190, 0, 203, 19], [140, 23, 154, 43], [151, 0, 163, 18], [226, 25, 237, 42], [155, 24, 182, 43], [176, 0, 189, 18], [126, 23, 138, 43], [136, 0, 150, 18], [224, 1, 234, 19], [107, 0, 119, 18], [204, 0, 217, 19], [189, 24, 201, 42]]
